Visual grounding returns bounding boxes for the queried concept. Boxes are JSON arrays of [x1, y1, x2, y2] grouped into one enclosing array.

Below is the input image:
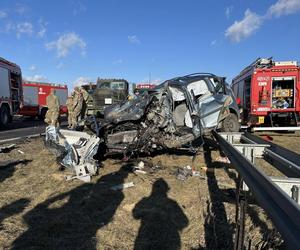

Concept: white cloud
[[225, 0, 300, 43], [29, 65, 36, 71], [24, 74, 48, 82], [46, 32, 86, 58], [37, 19, 47, 38], [225, 6, 233, 19], [225, 9, 262, 43], [267, 0, 300, 17], [16, 22, 34, 38], [0, 10, 7, 18], [73, 76, 91, 87], [128, 35, 141, 44]]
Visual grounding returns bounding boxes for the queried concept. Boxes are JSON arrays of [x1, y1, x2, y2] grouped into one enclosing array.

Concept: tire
[[0, 106, 10, 128], [221, 113, 240, 132]]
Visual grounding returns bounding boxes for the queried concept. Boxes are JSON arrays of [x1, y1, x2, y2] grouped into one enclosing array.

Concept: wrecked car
[[45, 73, 240, 181]]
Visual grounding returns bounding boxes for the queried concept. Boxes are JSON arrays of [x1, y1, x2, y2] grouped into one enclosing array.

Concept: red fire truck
[[19, 81, 68, 119], [0, 57, 23, 128], [232, 58, 300, 126], [133, 83, 156, 94]]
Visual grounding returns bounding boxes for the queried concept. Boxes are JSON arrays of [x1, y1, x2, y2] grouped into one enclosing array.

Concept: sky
[[0, 0, 300, 90]]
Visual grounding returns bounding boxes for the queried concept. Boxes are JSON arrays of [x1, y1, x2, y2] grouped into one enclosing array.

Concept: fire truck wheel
[[0, 106, 10, 128], [221, 113, 239, 132]]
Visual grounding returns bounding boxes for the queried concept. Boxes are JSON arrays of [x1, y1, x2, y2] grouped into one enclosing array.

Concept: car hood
[[104, 94, 154, 124]]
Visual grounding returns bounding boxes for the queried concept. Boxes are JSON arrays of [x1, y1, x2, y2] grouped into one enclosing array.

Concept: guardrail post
[[234, 175, 247, 250]]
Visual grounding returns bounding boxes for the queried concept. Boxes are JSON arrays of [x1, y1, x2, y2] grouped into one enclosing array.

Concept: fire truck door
[[38, 86, 48, 107]]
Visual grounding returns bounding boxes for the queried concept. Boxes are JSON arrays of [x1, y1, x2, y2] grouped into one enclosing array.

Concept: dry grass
[[0, 135, 288, 249]]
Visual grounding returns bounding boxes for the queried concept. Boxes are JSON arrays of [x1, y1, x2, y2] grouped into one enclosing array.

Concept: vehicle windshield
[[111, 82, 126, 90], [98, 81, 126, 90]]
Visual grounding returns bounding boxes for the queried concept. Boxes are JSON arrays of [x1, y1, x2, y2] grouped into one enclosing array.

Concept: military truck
[[85, 78, 129, 117]]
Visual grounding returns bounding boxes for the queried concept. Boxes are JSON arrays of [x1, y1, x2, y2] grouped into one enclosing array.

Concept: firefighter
[[79, 86, 90, 118], [44, 89, 60, 127], [66, 95, 74, 129], [70, 87, 83, 129]]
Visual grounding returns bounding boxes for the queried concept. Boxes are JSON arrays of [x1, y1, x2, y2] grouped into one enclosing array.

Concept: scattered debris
[[17, 150, 25, 155], [176, 165, 193, 181], [177, 165, 208, 181], [151, 164, 164, 173], [0, 144, 16, 153], [215, 156, 231, 164], [132, 161, 147, 174], [192, 170, 201, 176], [134, 169, 147, 174], [110, 182, 135, 191], [137, 161, 145, 169]]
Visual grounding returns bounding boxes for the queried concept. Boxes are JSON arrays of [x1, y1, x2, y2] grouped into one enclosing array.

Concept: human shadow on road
[[12, 166, 130, 250], [0, 198, 30, 226], [202, 143, 234, 249], [133, 178, 189, 250], [0, 160, 32, 182]]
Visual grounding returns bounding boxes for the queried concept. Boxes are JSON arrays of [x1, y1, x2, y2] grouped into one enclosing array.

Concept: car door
[[191, 78, 230, 129]]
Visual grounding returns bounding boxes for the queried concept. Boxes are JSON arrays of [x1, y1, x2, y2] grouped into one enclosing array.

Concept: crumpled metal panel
[[45, 126, 100, 182], [45, 125, 59, 142]]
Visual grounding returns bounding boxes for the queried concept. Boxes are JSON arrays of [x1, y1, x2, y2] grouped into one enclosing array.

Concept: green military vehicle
[[84, 78, 129, 117]]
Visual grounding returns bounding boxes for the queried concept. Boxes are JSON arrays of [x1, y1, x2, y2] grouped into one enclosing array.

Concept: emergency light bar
[[275, 61, 297, 66]]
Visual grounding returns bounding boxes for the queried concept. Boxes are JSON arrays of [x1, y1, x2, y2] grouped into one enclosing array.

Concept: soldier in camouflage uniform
[[79, 86, 90, 119], [44, 89, 60, 126], [66, 95, 74, 129], [70, 87, 83, 129]]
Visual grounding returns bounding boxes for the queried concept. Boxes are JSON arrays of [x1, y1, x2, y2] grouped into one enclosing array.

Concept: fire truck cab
[[232, 58, 300, 126], [133, 83, 156, 95], [0, 57, 22, 128]]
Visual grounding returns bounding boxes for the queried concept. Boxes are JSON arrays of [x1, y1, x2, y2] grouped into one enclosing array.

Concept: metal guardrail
[[242, 132, 300, 178], [212, 130, 300, 249]]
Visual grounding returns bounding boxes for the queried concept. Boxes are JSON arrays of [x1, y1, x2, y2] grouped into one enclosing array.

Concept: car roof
[[154, 73, 223, 90]]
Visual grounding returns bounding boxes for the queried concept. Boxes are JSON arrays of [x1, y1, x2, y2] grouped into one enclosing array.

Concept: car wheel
[[0, 106, 10, 128], [221, 113, 240, 132]]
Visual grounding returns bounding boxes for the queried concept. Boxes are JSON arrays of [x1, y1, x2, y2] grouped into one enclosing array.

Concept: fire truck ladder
[[212, 130, 300, 249]]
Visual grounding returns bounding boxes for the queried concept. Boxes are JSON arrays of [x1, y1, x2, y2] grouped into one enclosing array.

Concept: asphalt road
[[0, 117, 67, 143]]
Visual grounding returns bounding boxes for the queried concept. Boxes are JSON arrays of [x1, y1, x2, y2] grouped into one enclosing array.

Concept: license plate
[[258, 116, 265, 124]]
